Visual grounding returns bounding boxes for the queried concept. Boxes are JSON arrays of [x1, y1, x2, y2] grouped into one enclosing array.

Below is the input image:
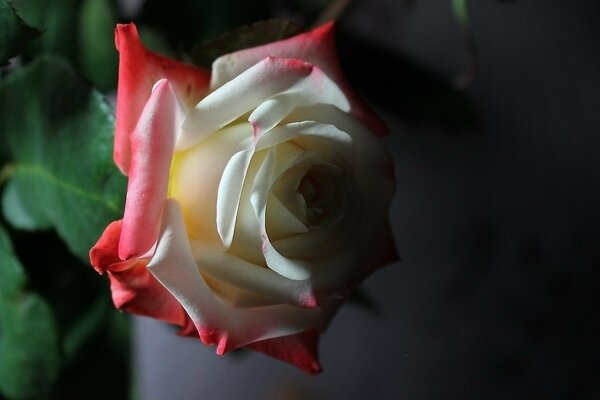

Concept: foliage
[[0, 6, 127, 397], [0, 225, 60, 399], [0, 0, 42, 65], [0, 55, 125, 261]]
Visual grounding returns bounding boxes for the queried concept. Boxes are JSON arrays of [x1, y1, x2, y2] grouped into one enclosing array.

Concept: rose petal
[[119, 80, 181, 260], [288, 104, 395, 188], [216, 147, 254, 248], [201, 274, 282, 308], [147, 200, 321, 353], [180, 56, 314, 149], [90, 220, 124, 274], [247, 97, 296, 139], [256, 121, 352, 151], [265, 193, 308, 239], [170, 123, 252, 250], [246, 297, 344, 373], [107, 261, 189, 327], [245, 329, 322, 374], [89, 220, 190, 327], [211, 22, 387, 135], [247, 65, 350, 136], [225, 143, 307, 267], [191, 243, 317, 308], [114, 23, 210, 173], [249, 152, 312, 280]]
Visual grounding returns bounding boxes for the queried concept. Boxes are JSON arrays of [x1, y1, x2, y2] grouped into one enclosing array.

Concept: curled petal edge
[[114, 23, 210, 174], [211, 21, 387, 135], [89, 220, 191, 328]]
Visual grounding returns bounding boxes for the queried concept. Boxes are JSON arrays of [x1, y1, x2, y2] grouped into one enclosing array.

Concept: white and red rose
[[90, 22, 397, 373]]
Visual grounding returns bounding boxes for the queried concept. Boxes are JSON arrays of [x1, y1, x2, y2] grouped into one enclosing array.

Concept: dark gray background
[[134, 1, 600, 399]]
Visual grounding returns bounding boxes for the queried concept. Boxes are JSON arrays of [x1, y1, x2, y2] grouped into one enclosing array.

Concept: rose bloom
[[90, 22, 397, 373]]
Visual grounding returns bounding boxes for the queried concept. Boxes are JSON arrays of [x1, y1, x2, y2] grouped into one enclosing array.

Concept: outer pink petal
[[89, 220, 124, 274], [114, 23, 210, 174], [118, 80, 178, 260], [245, 329, 322, 374], [211, 22, 387, 135], [89, 220, 191, 328], [107, 262, 189, 326], [245, 298, 342, 373]]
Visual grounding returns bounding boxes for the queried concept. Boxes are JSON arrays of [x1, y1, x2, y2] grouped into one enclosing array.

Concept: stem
[[452, 0, 479, 89]]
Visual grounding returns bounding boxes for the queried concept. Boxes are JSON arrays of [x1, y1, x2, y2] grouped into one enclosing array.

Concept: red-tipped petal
[[90, 220, 123, 274], [246, 329, 322, 374], [114, 23, 210, 174], [211, 22, 386, 135], [181, 56, 314, 149], [89, 219, 191, 327], [107, 261, 189, 326]]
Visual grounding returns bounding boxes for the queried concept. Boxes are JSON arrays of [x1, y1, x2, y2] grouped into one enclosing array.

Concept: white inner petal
[[191, 242, 316, 308], [216, 147, 254, 248], [250, 151, 312, 281], [265, 193, 308, 240], [179, 57, 313, 150], [256, 121, 352, 151], [247, 68, 350, 137], [227, 143, 306, 265], [247, 95, 296, 138], [169, 123, 252, 249]]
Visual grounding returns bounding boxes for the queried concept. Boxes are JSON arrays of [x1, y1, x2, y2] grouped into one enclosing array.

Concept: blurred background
[[134, 1, 600, 399], [1, 0, 599, 399]]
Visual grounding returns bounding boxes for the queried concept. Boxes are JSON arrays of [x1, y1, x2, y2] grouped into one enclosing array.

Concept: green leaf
[[0, 225, 61, 399], [0, 0, 42, 64], [51, 305, 131, 399], [0, 55, 126, 262], [62, 295, 110, 362], [0, 224, 25, 298], [3, 228, 133, 399], [191, 19, 304, 68], [10, 0, 78, 61], [0, 295, 61, 399], [78, 0, 118, 90]]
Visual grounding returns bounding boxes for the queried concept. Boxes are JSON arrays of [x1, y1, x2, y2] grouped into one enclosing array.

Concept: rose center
[[295, 164, 345, 227]]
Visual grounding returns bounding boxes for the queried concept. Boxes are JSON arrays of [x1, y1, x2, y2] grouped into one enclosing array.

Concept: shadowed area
[[133, 0, 600, 399]]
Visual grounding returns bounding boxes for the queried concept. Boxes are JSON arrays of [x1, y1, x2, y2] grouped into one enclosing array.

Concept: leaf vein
[[13, 164, 121, 213]]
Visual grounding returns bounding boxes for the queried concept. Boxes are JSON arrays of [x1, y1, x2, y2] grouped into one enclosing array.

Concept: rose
[[90, 21, 397, 373]]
